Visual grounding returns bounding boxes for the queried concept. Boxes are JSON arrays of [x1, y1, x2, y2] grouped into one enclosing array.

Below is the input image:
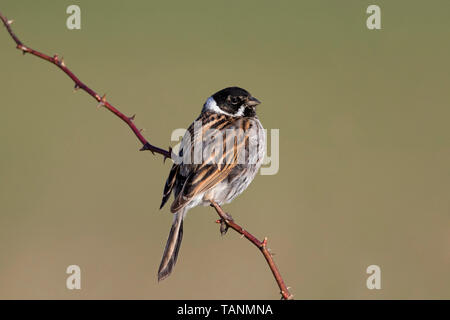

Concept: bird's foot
[[219, 219, 229, 236], [215, 212, 233, 236]]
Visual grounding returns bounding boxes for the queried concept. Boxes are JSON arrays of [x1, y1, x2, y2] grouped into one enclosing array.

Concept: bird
[[158, 86, 266, 281]]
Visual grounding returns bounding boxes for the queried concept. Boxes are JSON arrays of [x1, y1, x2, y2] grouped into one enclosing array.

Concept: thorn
[[139, 143, 155, 155], [53, 54, 59, 63], [7, 19, 14, 25], [60, 57, 65, 67], [215, 219, 221, 224], [97, 94, 106, 108], [128, 114, 136, 121], [262, 237, 268, 246], [240, 233, 245, 239], [163, 146, 172, 163], [139, 128, 146, 133], [140, 143, 150, 151], [73, 84, 80, 92], [17, 44, 28, 54]]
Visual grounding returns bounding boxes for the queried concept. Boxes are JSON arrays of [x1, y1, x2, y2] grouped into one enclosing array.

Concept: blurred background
[[0, 0, 449, 299]]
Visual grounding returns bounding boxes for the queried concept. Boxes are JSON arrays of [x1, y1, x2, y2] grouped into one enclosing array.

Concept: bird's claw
[[219, 220, 229, 235], [217, 212, 233, 236]]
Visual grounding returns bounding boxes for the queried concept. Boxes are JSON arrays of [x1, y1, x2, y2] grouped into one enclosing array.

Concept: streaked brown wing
[[170, 114, 249, 213], [160, 163, 180, 209]]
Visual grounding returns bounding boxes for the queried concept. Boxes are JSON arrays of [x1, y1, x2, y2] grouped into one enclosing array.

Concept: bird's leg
[[219, 219, 229, 236], [222, 211, 233, 221], [210, 201, 233, 235]]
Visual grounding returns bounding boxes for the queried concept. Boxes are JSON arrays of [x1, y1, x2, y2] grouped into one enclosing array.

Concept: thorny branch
[[0, 11, 293, 300], [210, 201, 293, 300]]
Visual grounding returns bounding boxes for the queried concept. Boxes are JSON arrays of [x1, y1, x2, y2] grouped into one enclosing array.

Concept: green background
[[0, 0, 449, 299]]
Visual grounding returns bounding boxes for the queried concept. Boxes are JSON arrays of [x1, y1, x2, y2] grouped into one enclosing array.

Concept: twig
[[0, 11, 170, 159], [0, 11, 293, 300], [210, 201, 293, 300]]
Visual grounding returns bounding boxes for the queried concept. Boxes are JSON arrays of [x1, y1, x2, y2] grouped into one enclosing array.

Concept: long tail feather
[[158, 211, 184, 281]]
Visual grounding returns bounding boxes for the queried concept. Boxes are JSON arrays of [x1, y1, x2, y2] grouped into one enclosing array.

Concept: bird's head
[[203, 87, 261, 117]]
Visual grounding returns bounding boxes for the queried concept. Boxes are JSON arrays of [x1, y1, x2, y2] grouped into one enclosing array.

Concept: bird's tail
[[158, 210, 184, 281]]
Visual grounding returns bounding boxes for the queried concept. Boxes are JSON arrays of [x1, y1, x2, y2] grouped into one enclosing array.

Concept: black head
[[204, 87, 261, 117]]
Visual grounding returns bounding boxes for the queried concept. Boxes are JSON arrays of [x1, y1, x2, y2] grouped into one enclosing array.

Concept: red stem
[[0, 11, 292, 300], [0, 12, 170, 159], [210, 201, 293, 300]]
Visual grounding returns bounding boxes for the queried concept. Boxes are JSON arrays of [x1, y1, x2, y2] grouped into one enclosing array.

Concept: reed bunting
[[158, 87, 265, 281]]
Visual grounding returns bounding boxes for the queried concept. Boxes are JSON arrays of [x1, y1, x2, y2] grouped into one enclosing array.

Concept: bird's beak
[[247, 96, 261, 107]]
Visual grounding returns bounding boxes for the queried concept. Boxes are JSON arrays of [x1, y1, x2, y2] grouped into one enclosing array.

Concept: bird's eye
[[230, 96, 240, 105]]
